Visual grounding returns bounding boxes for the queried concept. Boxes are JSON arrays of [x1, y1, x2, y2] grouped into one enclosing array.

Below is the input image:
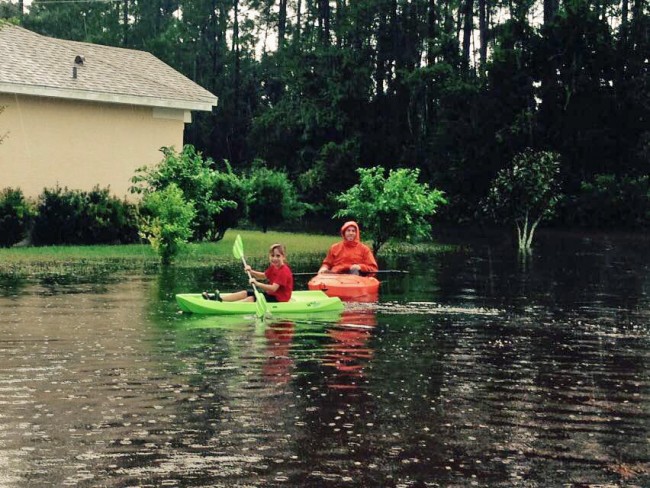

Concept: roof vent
[[74, 55, 85, 65]]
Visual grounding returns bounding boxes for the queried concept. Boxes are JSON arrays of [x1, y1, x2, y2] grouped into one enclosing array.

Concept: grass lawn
[[0, 229, 452, 280]]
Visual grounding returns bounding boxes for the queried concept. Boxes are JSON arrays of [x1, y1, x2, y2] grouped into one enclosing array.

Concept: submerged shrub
[[482, 150, 562, 252], [131, 146, 244, 241], [336, 166, 447, 254], [0, 188, 35, 248], [139, 183, 196, 265]]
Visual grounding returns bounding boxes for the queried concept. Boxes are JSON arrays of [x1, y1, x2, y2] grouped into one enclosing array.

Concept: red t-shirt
[[264, 264, 293, 302]]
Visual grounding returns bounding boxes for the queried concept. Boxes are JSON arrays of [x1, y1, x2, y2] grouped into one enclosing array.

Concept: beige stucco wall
[[0, 93, 188, 200]]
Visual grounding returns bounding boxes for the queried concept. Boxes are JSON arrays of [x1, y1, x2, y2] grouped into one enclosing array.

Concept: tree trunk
[[232, 0, 241, 164], [278, 0, 287, 49], [617, 0, 629, 84], [375, 5, 388, 98], [478, 0, 487, 69], [122, 0, 129, 47], [319, 0, 330, 45], [426, 0, 437, 65], [526, 218, 540, 249], [295, 0, 302, 44], [543, 0, 554, 24], [515, 212, 541, 251], [335, 0, 343, 48], [462, 0, 473, 74], [632, 0, 642, 19]]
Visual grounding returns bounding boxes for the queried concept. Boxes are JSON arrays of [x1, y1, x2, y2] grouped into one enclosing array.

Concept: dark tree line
[[3, 0, 648, 225]]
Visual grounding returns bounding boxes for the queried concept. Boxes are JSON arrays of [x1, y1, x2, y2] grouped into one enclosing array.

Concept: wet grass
[[0, 229, 452, 284]]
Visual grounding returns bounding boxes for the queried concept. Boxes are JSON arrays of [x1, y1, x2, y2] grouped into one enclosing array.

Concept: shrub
[[247, 165, 307, 232], [482, 149, 562, 252], [0, 188, 35, 247], [139, 183, 196, 265], [131, 145, 243, 241], [212, 160, 247, 241], [335, 166, 447, 254], [31, 186, 140, 245]]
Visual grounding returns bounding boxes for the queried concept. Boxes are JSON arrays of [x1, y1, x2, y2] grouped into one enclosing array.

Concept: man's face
[[344, 226, 357, 241]]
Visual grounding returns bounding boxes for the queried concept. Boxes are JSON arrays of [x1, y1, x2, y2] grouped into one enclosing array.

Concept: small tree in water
[[482, 149, 562, 252], [140, 184, 195, 265], [335, 166, 447, 254], [130, 146, 242, 242]]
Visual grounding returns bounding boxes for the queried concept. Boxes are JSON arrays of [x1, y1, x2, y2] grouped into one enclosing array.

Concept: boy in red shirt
[[204, 243, 293, 302]]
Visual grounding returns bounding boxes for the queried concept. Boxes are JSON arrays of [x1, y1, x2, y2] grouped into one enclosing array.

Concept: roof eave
[[0, 82, 218, 112]]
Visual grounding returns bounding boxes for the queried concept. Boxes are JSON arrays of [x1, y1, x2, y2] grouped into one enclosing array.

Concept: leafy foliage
[[12, 0, 650, 227], [139, 183, 196, 265], [31, 186, 140, 246], [482, 149, 562, 251], [335, 166, 447, 254], [131, 145, 243, 241], [0, 188, 35, 248], [565, 174, 650, 229], [211, 160, 248, 241], [246, 165, 306, 233]]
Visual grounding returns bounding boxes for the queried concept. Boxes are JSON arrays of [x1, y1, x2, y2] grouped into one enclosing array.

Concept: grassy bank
[[0, 229, 452, 282]]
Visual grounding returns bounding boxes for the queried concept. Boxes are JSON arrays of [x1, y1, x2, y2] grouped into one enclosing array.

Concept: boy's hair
[[269, 243, 286, 256]]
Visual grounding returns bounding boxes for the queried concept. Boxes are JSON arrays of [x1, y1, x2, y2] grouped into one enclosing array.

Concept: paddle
[[232, 234, 270, 318], [291, 270, 410, 276]]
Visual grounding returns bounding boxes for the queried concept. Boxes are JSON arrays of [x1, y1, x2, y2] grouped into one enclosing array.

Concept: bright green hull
[[176, 290, 344, 315]]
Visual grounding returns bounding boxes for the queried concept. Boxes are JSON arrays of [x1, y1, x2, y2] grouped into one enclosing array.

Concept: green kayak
[[176, 290, 344, 315]]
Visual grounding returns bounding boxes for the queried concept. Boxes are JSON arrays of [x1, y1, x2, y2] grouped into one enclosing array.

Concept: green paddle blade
[[233, 234, 244, 260]]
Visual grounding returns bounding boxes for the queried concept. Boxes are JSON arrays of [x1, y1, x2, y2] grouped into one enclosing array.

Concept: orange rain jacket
[[321, 221, 379, 274]]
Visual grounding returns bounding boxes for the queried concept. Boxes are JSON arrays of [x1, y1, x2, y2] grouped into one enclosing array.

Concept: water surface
[[1, 231, 649, 487]]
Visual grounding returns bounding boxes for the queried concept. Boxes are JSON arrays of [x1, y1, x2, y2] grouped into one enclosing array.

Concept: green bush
[[482, 150, 562, 251], [0, 188, 35, 248], [335, 166, 447, 254], [247, 165, 307, 232], [131, 145, 243, 241], [212, 160, 247, 241], [31, 186, 140, 245], [139, 183, 196, 265]]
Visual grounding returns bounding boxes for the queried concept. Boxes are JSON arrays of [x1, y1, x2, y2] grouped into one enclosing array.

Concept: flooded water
[[0, 231, 649, 487]]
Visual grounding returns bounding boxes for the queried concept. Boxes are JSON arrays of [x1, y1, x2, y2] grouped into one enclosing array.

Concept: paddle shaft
[[291, 269, 409, 277], [240, 255, 263, 295], [233, 233, 269, 318]]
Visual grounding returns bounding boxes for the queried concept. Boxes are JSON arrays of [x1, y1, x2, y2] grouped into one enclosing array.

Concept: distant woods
[[3, 0, 649, 227]]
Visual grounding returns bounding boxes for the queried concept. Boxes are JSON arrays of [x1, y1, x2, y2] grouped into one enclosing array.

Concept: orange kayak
[[307, 274, 380, 301]]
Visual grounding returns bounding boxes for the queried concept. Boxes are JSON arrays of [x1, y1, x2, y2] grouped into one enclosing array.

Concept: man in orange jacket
[[318, 221, 379, 275]]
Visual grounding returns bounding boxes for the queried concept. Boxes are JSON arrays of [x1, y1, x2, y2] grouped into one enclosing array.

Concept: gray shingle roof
[[0, 23, 218, 111]]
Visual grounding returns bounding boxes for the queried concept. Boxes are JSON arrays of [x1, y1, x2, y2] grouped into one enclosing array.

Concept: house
[[0, 23, 218, 199]]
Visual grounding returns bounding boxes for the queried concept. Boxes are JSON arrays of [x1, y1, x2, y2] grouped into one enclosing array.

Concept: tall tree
[[461, 0, 473, 73]]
